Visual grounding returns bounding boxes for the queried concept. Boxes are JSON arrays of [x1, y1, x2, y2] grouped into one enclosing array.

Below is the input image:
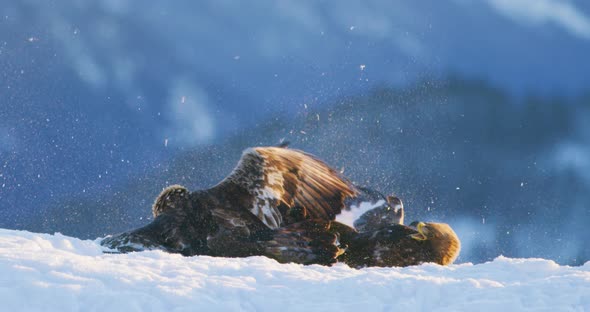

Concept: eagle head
[[409, 221, 461, 265], [152, 185, 191, 218]]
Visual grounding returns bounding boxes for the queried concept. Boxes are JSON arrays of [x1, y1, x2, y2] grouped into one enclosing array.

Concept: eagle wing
[[208, 147, 358, 229], [100, 214, 208, 256]]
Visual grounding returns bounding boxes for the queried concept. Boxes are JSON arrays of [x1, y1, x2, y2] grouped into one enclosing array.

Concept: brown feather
[[103, 146, 357, 265], [209, 147, 358, 229], [334, 222, 461, 268]]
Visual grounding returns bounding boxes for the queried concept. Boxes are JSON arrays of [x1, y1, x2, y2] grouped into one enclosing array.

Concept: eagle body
[[100, 146, 461, 268], [101, 146, 358, 265], [331, 222, 461, 268]]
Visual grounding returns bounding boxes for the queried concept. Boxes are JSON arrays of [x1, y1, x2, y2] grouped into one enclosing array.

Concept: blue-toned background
[[1, 0, 589, 264]]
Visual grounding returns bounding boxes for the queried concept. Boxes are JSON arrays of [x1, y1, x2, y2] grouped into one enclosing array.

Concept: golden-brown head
[[152, 185, 191, 218], [410, 221, 461, 265]]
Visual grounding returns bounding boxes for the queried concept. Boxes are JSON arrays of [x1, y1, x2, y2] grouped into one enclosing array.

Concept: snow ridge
[[0, 229, 588, 311]]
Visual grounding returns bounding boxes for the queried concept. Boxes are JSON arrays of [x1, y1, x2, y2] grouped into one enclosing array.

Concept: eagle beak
[[335, 247, 346, 258], [410, 222, 428, 241]]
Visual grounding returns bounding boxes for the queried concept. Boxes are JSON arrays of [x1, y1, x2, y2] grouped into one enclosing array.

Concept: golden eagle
[[331, 220, 461, 267], [102, 146, 461, 267], [101, 146, 358, 265], [336, 189, 460, 267]]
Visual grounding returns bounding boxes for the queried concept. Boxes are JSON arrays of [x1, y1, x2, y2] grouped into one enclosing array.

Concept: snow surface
[[0, 229, 588, 312]]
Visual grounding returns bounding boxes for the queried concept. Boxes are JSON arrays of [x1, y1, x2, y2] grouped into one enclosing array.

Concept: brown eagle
[[101, 146, 358, 265], [101, 145, 460, 267], [331, 220, 461, 268], [333, 188, 460, 267]]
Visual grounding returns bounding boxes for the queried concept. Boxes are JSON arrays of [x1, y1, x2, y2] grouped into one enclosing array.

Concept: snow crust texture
[[0, 229, 588, 312]]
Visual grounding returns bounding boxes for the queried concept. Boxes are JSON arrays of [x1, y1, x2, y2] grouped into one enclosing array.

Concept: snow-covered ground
[[0, 229, 588, 312]]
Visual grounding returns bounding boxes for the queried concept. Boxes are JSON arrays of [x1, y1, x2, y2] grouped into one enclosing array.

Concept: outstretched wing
[[100, 214, 208, 256], [208, 147, 358, 229]]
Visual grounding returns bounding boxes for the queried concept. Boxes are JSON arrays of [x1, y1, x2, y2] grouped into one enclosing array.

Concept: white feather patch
[[335, 200, 386, 228], [251, 186, 283, 229]]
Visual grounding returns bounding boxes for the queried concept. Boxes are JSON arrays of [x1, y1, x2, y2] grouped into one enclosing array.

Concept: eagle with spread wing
[[101, 146, 358, 264]]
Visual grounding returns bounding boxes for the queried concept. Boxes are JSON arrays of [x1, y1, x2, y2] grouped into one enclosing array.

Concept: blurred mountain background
[[1, 0, 589, 264]]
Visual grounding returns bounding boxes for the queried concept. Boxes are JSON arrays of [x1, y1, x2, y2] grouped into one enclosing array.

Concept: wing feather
[[210, 147, 357, 229]]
